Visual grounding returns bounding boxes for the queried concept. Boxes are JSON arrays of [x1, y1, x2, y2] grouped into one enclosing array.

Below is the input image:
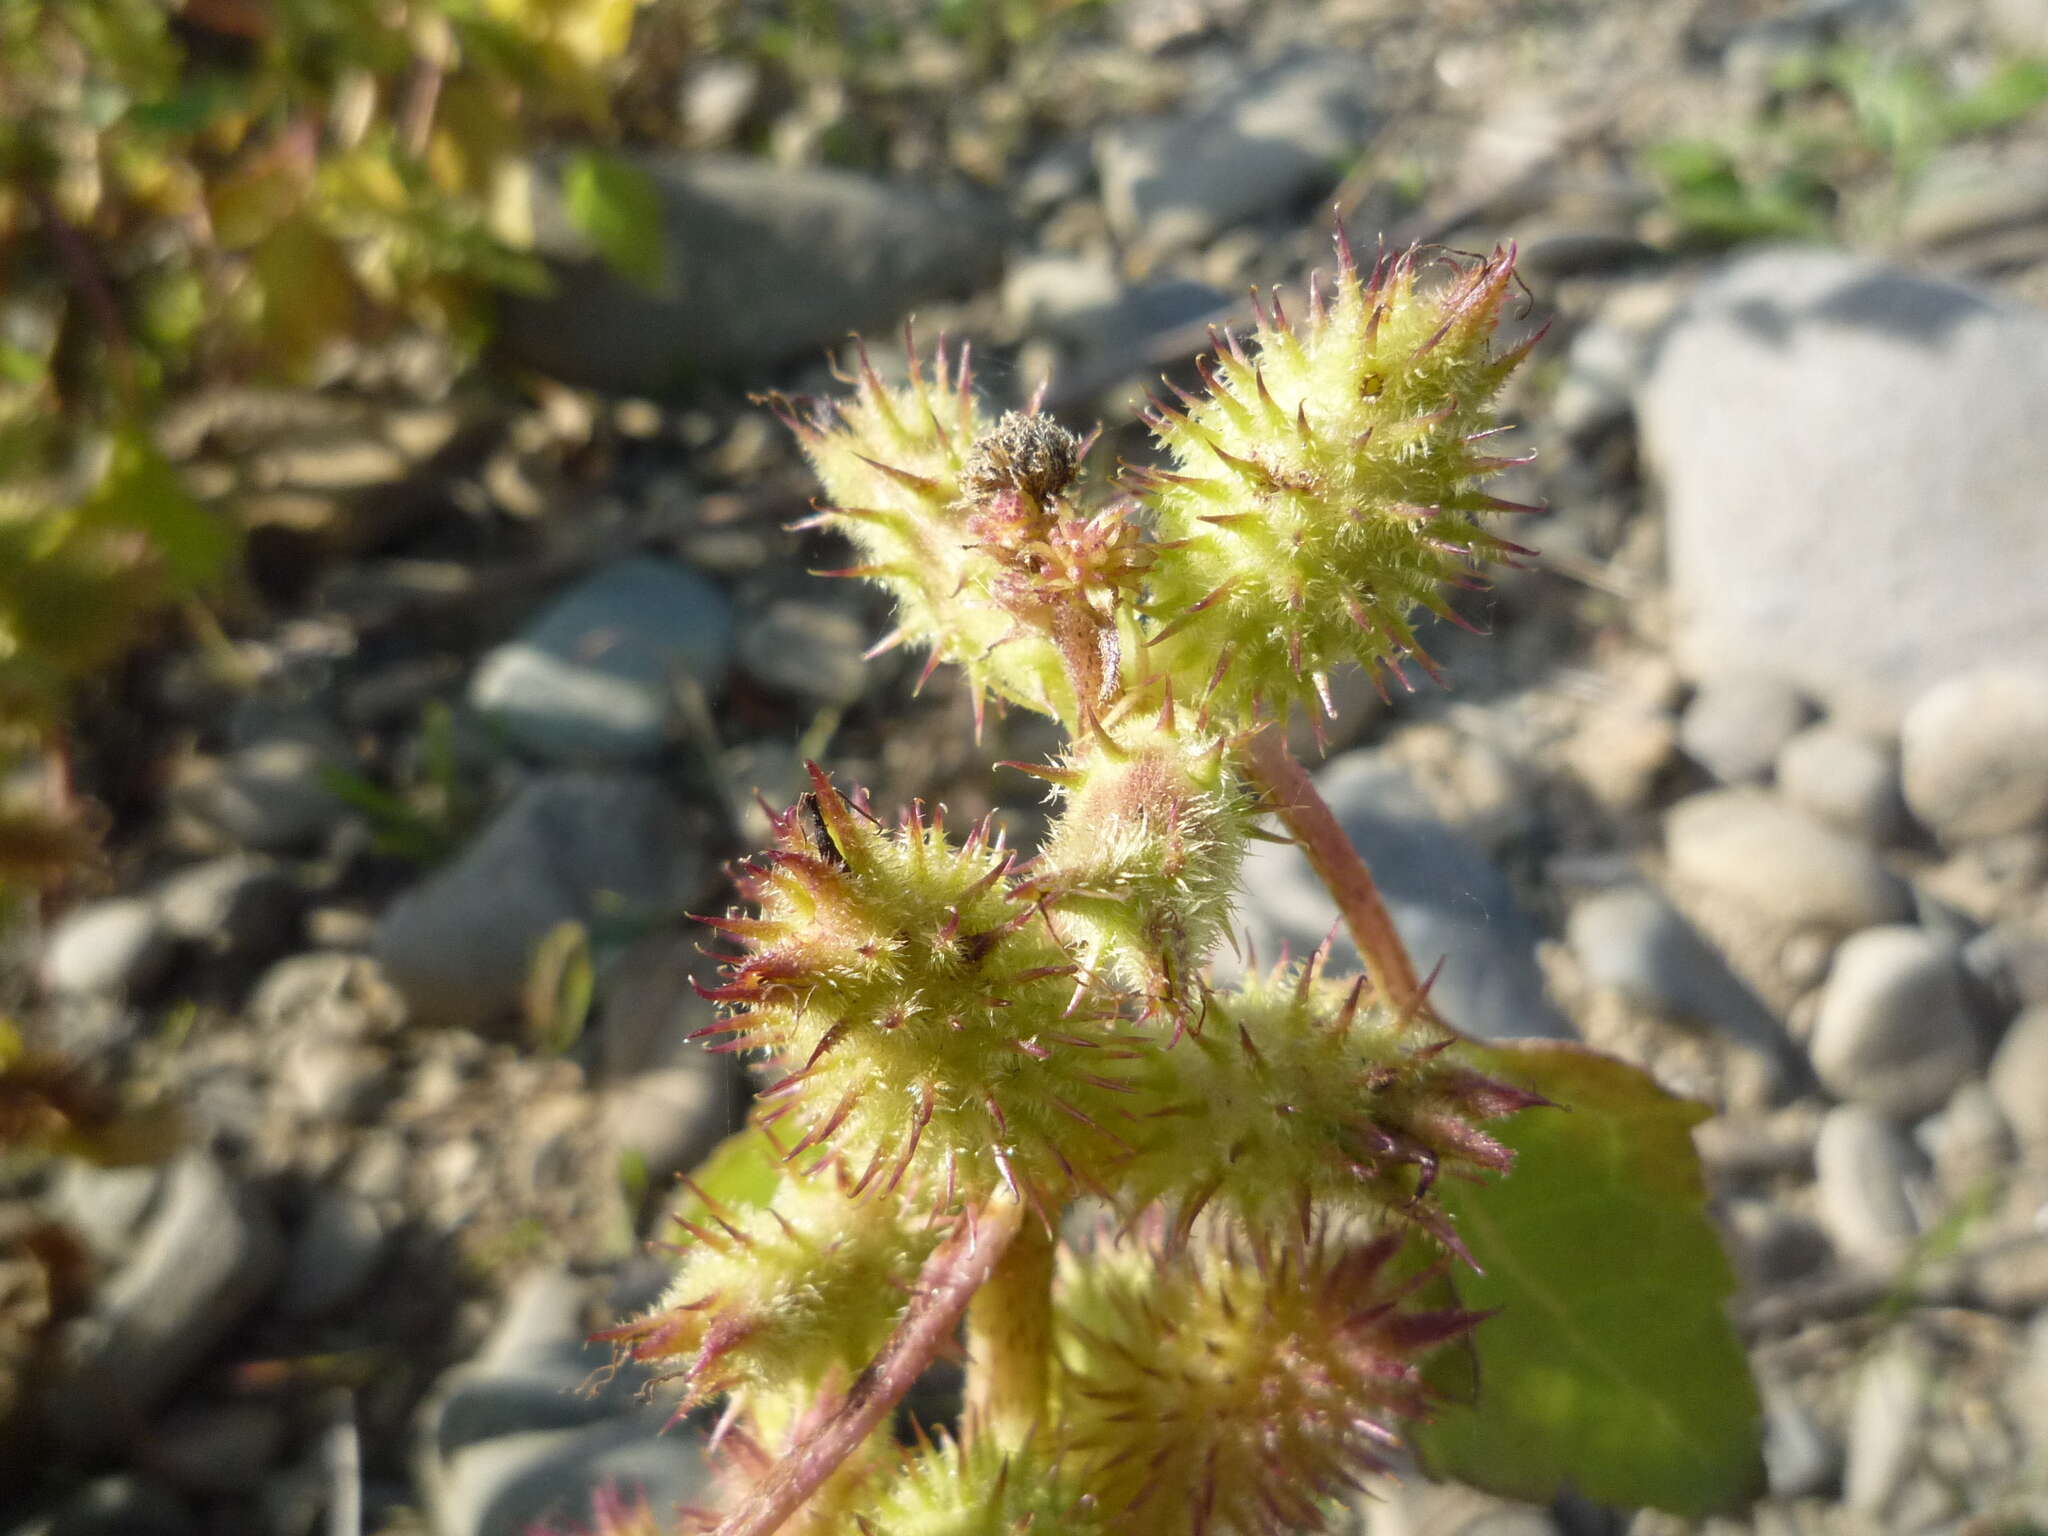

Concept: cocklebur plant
[[594, 234, 1763, 1536]]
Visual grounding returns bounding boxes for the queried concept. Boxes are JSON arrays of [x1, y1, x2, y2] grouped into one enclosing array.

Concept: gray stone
[[1726, 1199, 1833, 1287], [248, 950, 388, 1034], [429, 1416, 712, 1536], [5, 1475, 194, 1536], [151, 856, 300, 955], [679, 57, 759, 148], [39, 899, 173, 998], [1002, 251, 1124, 342], [1083, 278, 1231, 355], [1231, 753, 1571, 1041], [1637, 249, 2048, 729], [606, 1060, 733, 1191], [415, 1269, 682, 1536], [1899, 668, 2048, 842], [276, 1033, 387, 1119], [1775, 724, 1904, 846], [1814, 1104, 1925, 1273], [1015, 140, 1093, 213], [499, 154, 1003, 393], [1678, 672, 1810, 784], [1095, 53, 1376, 252], [1963, 924, 2048, 1014], [146, 1400, 287, 1494], [1991, 0, 2048, 50], [1917, 1080, 2014, 1196], [1563, 705, 1678, 814], [2012, 1312, 2048, 1453], [1552, 301, 1661, 441], [1900, 150, 2048, 249], [1566, 884, 1796, 1074], [734, 592, 870, 707], [44, 1154, 283, 1451], [372, 772, 700, 1029], [45, 1162, 163, 1264], [471, 557, 734, 764], [1761, 1387, 1840, 1499], [1989, 1004, 2048, 1146], [1810, 926, 1979, 1119], [1665, 789, 1911, 933], [277, 1187, 387, 1318], [179, 714, 354, 851], [1843, 1345, 1926, 1516]]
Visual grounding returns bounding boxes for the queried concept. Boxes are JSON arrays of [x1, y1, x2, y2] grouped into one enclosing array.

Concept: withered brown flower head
[[960, 410, 1082, 504]]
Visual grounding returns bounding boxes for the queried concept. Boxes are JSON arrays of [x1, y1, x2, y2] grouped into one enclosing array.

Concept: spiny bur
[[1022, 706, 1250, 1024], [1114, 950, 1550, 1257], [853, 1431, 1107, 1536], [1134, 239, 1544, 731], [1057, 1231, 1490, 1536], [596, 1149, 943, 1418], [593, 236, 1551, 1536], [694, 766, 1142, 1215], [766, 343, 1074, 729]]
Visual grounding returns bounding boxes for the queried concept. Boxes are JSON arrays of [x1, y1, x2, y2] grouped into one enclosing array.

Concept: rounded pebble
[[1900, 668, 2048, 841], [40, 899, 174, 999], [1666, 789, 1910, 933], [1678, 672, 1810, 784], [277, 1187, 389, 1318], [1814, 1104, 1925, 1273], [1810, 926, 1980, 1119], [1776, 724, 1904, 845], [1989, 1004, 2048, 1146], [1844, 1345, 1927, 1515]]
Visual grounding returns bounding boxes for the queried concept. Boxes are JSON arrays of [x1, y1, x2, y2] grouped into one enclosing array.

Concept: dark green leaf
[[1413, 1042, 1766, 1518]]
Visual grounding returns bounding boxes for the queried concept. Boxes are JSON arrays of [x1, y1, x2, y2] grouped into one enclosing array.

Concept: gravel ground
[[8, 0, 2048, 1532]]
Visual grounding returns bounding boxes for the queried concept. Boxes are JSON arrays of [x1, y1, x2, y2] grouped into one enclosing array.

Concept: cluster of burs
[[605, 236, 1548, 1536]]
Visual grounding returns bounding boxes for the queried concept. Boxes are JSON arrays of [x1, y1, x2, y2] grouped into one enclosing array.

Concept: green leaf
[[524, 919, 595, 1055], [675, 1123, 787, 1226], [1944, 56, 2048, 136], [82, 427, 238, 592], [561, 149, 668, 291], [1413, 1042, 1765, 1518]]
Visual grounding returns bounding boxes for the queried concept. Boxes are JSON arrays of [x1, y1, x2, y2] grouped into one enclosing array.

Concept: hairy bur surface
[[1135, 240, 1542, 728], [767, 344, 1076, 728], [696, 768, 1142, 1211], [1117, 957, 1549, 1257], [1025, 712, 1250, 1018], [596, 237, 1553, 1536], [1058, 1233, 1489, 1536], [598, 1151, 942, 1415]]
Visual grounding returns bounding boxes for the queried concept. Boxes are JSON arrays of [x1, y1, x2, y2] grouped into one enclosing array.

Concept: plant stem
[[963, 1212, 1055, 1446], [713, 1197, 1025, 1536], [1240, 727, 1436, 1028]]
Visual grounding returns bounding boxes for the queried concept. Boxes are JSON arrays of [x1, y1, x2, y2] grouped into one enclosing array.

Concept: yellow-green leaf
[[250, 213, 358, 378], [674, 1123, 786, 1226], [524, 919, 594, 1055], [561, 149, 667, 291], [1414, 1042, 1766, 1517], [81, 427, 238, 592]]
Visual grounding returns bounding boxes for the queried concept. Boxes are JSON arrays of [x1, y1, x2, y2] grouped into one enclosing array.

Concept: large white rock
[[1638, 248, 2048, 729]]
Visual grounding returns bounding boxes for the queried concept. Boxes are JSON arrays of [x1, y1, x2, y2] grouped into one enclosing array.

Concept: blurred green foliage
[[0, 0, 669, 903], [1645, 43, 2048, 248]]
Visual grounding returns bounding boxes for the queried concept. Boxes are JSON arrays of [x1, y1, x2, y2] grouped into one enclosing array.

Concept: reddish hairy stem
[[712, 1198, 1025, 1536], [1240, 728, 1436, 1028]]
